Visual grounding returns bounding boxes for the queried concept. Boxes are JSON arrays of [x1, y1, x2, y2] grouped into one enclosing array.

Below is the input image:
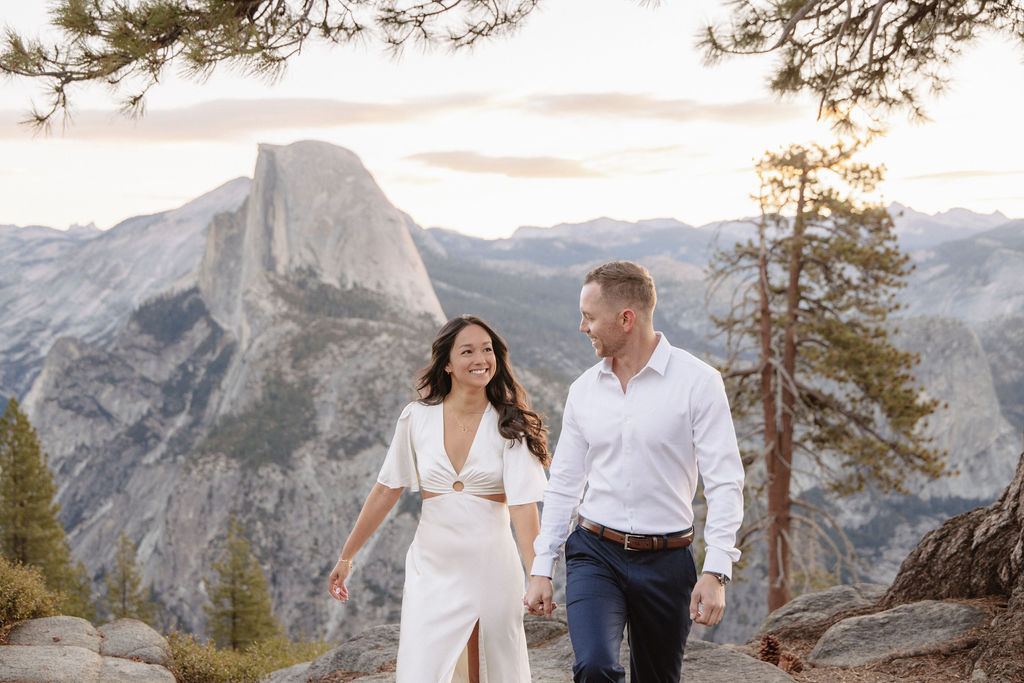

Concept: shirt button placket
[[624, 388, 633, 529]]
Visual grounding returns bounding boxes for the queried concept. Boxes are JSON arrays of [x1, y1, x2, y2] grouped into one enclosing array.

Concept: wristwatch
[[703, 571, 731, 586]]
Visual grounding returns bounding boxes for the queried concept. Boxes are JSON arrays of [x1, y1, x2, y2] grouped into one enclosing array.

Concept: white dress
[[377, 401, 548, 683]]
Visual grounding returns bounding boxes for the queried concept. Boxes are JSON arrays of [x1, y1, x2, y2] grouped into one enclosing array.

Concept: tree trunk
[[759, 223, 786, 611], [881, 451, 1024, 679], [767, 177, 809, 611]]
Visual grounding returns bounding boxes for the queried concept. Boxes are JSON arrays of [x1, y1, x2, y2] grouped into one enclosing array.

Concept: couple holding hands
[[328, 261, 745, 683]]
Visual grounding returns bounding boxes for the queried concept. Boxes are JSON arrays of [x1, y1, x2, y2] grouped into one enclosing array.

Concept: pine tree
[[102, 531, 159, 625], [707, 141, 946, 610], [701, 0, 1024, 127], [0, 398, 95, 619], [0, 0, 537, 126], [205, 517, 280, 650]]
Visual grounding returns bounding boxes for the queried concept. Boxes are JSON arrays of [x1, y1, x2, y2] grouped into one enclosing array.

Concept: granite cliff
[[21, 141, 452, 641]]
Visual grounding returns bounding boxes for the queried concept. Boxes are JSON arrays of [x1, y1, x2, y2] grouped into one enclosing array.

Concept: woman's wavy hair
[[417, 315, 550, 466]]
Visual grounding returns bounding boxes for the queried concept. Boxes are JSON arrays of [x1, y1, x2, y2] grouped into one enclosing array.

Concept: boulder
[[98, 655, 176, 682], [263, 660, 312, 683], [808, 599, 990, 667], [0, 644, 103, 683], [97, 618, 172, 667], [681, 640, 794, 682], [0, 616, 177, 683], [6, 616, 102, 652], [757, 583, 887, 635], [304, 624, 401, 679]]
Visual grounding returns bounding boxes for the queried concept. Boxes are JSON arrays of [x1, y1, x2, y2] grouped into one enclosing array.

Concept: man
[[524, 261, 744, 682]]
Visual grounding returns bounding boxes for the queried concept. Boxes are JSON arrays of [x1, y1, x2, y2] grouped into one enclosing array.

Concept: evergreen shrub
[[0, 554, 61, 630], [167, 631, 332, 683]]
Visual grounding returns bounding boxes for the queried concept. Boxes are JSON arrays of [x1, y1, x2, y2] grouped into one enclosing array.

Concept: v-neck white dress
[[377, 401, 548, 683]]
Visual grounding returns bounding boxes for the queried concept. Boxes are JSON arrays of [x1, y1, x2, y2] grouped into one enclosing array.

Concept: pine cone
[[758, 633, 781, 666], [779, 652, 804, 673]]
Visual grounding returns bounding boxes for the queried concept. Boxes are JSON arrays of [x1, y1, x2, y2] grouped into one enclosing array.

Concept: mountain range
[[2, 141, 1021, 645]]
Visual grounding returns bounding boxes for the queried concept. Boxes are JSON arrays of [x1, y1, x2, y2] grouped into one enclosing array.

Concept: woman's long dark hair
[[417, 315, 549, 466]]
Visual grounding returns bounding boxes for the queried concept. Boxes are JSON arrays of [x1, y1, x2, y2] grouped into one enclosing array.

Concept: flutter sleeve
[[376, 403, 420, 491], [502, 437, 548, 505]]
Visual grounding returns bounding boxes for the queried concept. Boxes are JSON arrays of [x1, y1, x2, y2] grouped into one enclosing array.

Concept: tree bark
[[767, 173, 809, 611], [881, 451, 1024, 679]]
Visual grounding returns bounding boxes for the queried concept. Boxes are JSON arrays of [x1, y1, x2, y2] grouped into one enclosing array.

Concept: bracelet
[[337, 557, 354, 569]]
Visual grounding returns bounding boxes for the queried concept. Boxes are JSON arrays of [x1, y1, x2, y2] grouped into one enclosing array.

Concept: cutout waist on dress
[[422, 489, 507, 503]]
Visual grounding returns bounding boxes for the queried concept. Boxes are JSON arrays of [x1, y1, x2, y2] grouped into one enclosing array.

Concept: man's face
[[579, 282, 626, 358]]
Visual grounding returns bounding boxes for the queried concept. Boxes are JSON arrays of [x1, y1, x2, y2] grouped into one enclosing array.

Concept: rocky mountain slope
[[20, 142, 457, 642], [3, 142, 1022, 649], [0, 178, 250, 399]]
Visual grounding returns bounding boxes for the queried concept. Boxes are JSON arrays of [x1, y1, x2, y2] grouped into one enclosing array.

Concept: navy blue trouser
[[564, 525, 698, 683]]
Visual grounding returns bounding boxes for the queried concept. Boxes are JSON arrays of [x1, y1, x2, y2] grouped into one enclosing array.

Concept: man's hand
[[689, 573, 726, 626], [523, 575, 558, 617]]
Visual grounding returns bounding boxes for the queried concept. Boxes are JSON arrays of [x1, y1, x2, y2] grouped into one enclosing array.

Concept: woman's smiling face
[[445, 324, 495, 391]]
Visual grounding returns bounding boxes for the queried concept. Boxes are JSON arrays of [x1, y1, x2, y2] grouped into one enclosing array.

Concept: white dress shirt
[[531, 333, 744, 578]]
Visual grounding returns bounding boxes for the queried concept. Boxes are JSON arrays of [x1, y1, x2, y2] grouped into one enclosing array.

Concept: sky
[[2, 0, 1023, 239]]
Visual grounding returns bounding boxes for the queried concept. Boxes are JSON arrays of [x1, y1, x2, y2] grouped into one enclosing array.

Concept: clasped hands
[[523, 575, 558, 617], [523, 574, 724, 626]]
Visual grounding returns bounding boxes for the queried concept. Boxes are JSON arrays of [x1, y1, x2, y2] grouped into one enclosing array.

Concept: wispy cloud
[[405, 151, 603, 178], [0, 94, 494, 141], [525, 93, 808, 124], [903, 169, 1024, 181], [1, 91, 810, 142]]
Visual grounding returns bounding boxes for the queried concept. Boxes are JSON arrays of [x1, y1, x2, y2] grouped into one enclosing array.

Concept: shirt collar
[[598, 332, 671, 377]]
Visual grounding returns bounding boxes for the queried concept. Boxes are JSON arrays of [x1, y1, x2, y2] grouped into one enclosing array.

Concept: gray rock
[[305, 624, 401, 679], [288, 622, 793, 683], [263, 660, 311, 683], [6, 616, 102, 652], [757, 583, 887, 635], [97, 618, 172, 667], [524, 614, 569, 647], [527, 632, 794, 682], [0, 644, 103, 683], [98, 655, 176, 682], [528, 634, 577, 682], [808, 599, 990, 667], [681, 640, 794, 682]]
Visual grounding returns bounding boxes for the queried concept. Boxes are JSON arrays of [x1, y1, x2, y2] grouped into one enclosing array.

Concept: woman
[[328, 314, 550, 682]]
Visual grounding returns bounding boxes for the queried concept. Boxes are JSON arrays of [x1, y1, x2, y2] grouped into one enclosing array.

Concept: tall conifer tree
[[0, 398, 94, 619], [707, 141, 946, 610], [102, 531, 159, 624], [205, 517, 280, 650]]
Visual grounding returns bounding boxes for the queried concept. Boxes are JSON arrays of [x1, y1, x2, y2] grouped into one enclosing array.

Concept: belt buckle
[[623, 533, 643, 551]]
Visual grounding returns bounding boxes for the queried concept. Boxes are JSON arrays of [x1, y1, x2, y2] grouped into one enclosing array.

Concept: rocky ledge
[[265, 614, 792, 683], [0, 616, 174, 683], [266, 582, 1013, 682]]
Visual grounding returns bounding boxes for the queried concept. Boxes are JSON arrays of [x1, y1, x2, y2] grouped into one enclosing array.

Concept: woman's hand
[[328, 558, 352, 601]]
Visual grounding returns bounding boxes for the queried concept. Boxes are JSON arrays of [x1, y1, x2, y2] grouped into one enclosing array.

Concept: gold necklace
[[446, 404, 486, 433]]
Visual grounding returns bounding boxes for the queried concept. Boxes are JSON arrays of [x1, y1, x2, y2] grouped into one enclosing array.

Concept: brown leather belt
[[578, 516, 694, 552]]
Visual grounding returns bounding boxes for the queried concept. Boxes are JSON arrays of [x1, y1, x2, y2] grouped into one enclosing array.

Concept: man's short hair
[[584, 261, 656, 317]]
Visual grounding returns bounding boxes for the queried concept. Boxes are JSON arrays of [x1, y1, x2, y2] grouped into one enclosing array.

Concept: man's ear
[[621, 308, 636, 332]]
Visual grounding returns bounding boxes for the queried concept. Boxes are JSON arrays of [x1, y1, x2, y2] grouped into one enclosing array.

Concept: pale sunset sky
[[2, 0, 1022, 238]]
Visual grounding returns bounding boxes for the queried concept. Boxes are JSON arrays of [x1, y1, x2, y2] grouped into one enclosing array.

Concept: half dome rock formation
[[23, 141, 447, 641], [199, 140, 444, 348]]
